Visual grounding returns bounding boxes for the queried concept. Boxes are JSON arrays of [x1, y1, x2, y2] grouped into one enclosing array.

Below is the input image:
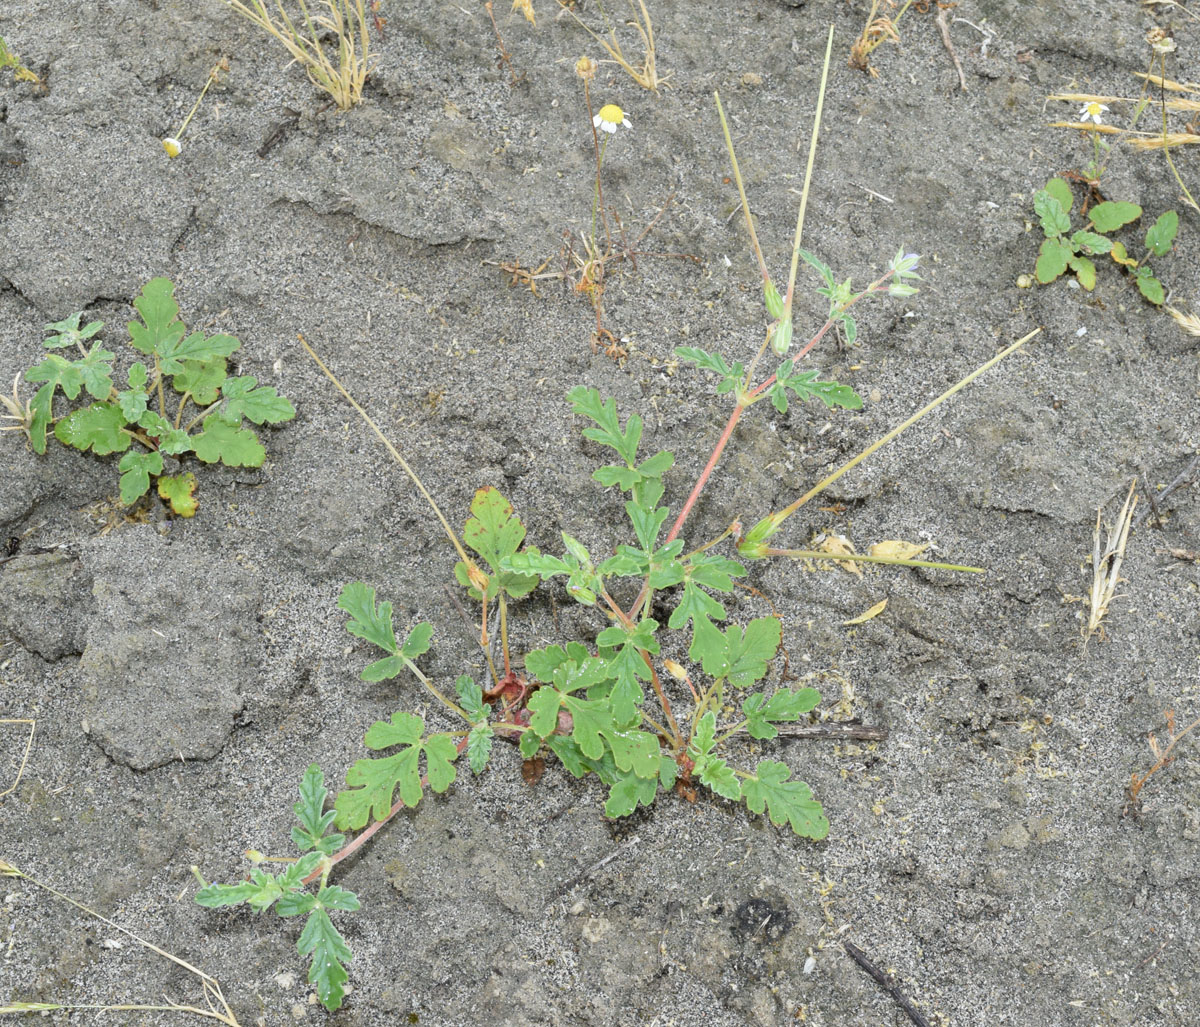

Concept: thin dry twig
[[0, 719, 35, 799], [1085, 480, 1138, 641], [546, 834, 641, 905], [1135, 452, 1200, 527], [843, 940, 933, 1027], [1127, 709, 1200, 808], [935, 5, 967, 92]]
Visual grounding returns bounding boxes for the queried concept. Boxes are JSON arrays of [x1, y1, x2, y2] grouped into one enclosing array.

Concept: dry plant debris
[[1084, 479, 1138, 641], [558, 0, 669, 91], [222, 0, 373, 110]]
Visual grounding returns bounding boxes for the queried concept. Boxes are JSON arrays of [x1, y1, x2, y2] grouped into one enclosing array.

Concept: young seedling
[[194, 765, 359, 1013], [558, 0, 669, 92], [221, 0, 374, 111], [6, 277, 295, 517], [199, 27, 1037, 1011], [0, 35, 44, 90], [1046, 30, 1199, 211], [1032, 176, 1178, 304], [1083, 479, 1138, 642]]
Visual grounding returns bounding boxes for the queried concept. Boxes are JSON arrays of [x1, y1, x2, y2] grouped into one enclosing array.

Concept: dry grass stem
[[0, 862, 241, 1024], [1128, 132, 1200, 149], [0, 719, 35, 798], [559, 0, 669, 91], [1085, 479, 1138, 641], [222, 0, 373, 110]]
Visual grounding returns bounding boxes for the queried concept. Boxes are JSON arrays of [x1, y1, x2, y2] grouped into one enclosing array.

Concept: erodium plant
[[195, 28, 1036, 1011], [2, 278, 294, 517]]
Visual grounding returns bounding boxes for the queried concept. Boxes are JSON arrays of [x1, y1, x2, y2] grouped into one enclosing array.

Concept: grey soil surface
[[2, 1, 1199, 1024]]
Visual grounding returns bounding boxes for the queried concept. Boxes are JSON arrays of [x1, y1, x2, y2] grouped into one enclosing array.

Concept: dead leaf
[[816, 534, 862, 576], [869, 539, 930, 561], [844, 599, 888, 625]]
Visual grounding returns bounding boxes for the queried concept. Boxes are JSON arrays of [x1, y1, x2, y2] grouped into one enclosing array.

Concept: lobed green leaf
[[291, 763, 345, 856], [172, 356, 227, 405], [43, 312, 105, 350], [338, 582, 398, 655], [675, 346, 744, 394], [117, 449, 163, 504], [568, 386, 642, 465], [220, 375, 296, 425], [742, 687, 821, 740], [1033, 190, 1071, 238], [297, 908, 353, 1012], [158, 472, 198, 517], [191, 413, 264, 466], [704, 617, 782, 687], [54, 402, 130, 455], [454, 487, 538, 600], [1041, 177, 1074, 215], [1145, 210, 1178, 256], [741, 760, 828, 839], [1035, 238, 1072, 283], [128, 277, 185, 357]]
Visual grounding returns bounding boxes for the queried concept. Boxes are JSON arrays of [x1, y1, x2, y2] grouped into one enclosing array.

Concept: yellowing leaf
[[843, 598, 887, 625], [816, 535, 862, 576], [868, 539, 929, 561], [1109, 240, 1139, 267], [158, 472, 198, 517]]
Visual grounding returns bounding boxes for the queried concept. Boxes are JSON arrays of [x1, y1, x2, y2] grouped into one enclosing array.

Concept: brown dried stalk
[[1085, 480, 1138, 641]]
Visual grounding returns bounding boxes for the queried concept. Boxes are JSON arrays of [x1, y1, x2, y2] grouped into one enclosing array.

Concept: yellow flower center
[[1085, 102, 1103, 117], [597, 104, 625, 126]]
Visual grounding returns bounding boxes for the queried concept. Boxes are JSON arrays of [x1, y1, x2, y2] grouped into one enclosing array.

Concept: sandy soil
[[1, 1, 1198, 1024]]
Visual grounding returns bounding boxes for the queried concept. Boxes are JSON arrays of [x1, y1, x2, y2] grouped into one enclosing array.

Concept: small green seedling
[[1032, 177, 1178, 304], [8, 277, 294, 516], [195, 765, 358, 1013]]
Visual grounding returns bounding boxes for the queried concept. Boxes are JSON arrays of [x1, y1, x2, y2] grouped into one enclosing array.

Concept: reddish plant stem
[[304, 736, 470, 885], [663, 403, 745, 550], [642, 650, 683, 750]]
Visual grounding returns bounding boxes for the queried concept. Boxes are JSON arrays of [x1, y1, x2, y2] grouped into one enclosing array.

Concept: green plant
[[6, 277, 294, 517], [221, 0, 373, 111], [0, 35, 42, 89], [194, 766, 357, 1013], [1032, 177, 1178, 304], [196, 28, 1037, 1011]]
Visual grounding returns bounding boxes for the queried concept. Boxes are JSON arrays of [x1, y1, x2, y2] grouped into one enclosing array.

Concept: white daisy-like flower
[[161, 137, 182, 158], [1078, 102, 1109, 126], [593, 103, 631, 134]]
